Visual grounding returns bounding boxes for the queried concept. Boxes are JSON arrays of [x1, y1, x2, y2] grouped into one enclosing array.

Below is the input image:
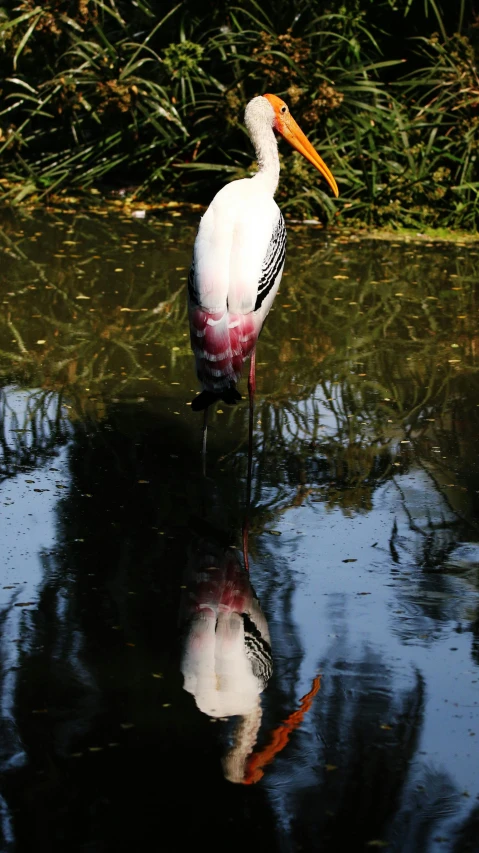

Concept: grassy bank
[[1, 0, 478, 230]]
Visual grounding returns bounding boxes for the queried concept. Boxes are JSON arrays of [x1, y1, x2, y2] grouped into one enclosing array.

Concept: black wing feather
[[188, 214, 286, 313], [254, 214, 287, 312]]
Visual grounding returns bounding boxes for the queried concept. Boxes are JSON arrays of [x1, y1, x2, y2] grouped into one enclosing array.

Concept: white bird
[[179, 538, 272, 784], [188, 93, 338, 414], [179, 537, 322, 785], [180, 537, 272, 710]]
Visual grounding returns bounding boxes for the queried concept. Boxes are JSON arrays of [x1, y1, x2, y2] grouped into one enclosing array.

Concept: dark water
[[0, 209, 479, 853]]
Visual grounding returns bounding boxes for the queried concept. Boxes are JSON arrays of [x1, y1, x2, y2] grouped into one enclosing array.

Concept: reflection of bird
[[179, 535, 322, 784], [188, 94, 338, 415], [180, 539, 272, 723]]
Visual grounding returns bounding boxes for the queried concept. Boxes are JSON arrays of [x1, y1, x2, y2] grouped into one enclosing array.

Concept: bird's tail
[[189, 306, 257, 409]]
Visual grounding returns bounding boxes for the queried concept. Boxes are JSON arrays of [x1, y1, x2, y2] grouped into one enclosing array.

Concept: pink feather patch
[[189, 308, 258, 392]]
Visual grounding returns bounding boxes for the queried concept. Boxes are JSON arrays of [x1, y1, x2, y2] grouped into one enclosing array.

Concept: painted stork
[[180, 537, 272, 720], [180, 535, 272, 783], [187, 93, 338, 421], [179, 534, 321, 785]]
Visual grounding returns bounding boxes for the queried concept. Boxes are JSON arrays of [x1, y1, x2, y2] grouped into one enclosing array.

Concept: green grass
[[0, 0, 478, 229]]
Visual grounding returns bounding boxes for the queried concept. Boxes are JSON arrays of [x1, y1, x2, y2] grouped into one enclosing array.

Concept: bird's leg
[[201, 406, 208, 476], [242, 348, 256, 572], [248, 347, 256, 403]]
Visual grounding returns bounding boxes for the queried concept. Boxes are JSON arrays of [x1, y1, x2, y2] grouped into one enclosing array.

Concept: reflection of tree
[[0, 595, 25, 771], [269, 626, 476, 853], [472, 614, 479, 668], [392, 767, 468, 853], [285, 658, 425, 851], [0, 388, 70, 479], [1, 214, 479, 849], [452, 805, 479, 853], [0, 393, 477, 850], [0, 406, 282, 850]]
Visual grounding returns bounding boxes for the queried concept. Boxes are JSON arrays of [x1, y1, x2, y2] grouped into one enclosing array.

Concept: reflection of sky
[[275, 382, 398, 448], [2, 387, 67, 451], [0, 385, 478, 848], [256, 463, 479, 845], [278, 386, 345, 442], [0, 389, 71, 769]]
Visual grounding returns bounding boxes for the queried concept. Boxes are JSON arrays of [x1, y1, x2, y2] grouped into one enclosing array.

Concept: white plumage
[[180, 542, 272, 719], [188, 93, 338, 411], [193, 187, 280, 314]]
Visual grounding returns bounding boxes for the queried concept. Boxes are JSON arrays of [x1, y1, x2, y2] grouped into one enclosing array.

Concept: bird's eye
[[280, 105, 287, 114]]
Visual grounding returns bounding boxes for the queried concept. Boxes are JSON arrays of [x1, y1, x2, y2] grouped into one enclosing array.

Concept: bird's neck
[[250, 124, 280, 195]]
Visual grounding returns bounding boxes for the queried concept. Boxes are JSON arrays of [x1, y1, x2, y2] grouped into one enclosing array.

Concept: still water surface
[[0, 209, 478, 852]]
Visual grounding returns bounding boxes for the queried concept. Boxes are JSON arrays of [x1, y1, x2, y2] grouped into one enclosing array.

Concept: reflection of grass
[[0, 210, 193, 417], [0, 387, 70, 478], [1, 210, 479, 519]]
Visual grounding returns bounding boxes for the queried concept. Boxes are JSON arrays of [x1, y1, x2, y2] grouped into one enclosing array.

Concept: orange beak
[[263, 93, 339, 198]]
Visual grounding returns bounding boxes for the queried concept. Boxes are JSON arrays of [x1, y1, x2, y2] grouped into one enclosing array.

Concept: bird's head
[[261, 93, 339, 198]]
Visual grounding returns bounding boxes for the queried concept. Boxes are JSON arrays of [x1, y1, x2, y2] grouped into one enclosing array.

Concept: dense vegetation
[[1, 0, 478, 229]]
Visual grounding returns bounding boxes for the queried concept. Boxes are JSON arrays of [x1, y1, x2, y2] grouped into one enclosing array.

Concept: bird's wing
[[253, 213, 286, 312], [189, 179, 283, 315]]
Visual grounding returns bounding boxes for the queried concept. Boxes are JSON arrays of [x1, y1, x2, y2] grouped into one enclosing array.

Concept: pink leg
[[248, 347, 256, 400]]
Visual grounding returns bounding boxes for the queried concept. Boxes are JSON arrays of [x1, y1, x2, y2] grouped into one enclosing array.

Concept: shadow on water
[[0, 210, 479, 852]]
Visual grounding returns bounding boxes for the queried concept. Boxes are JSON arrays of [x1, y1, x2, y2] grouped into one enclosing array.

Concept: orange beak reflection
[[263, 93, 339, 198]]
